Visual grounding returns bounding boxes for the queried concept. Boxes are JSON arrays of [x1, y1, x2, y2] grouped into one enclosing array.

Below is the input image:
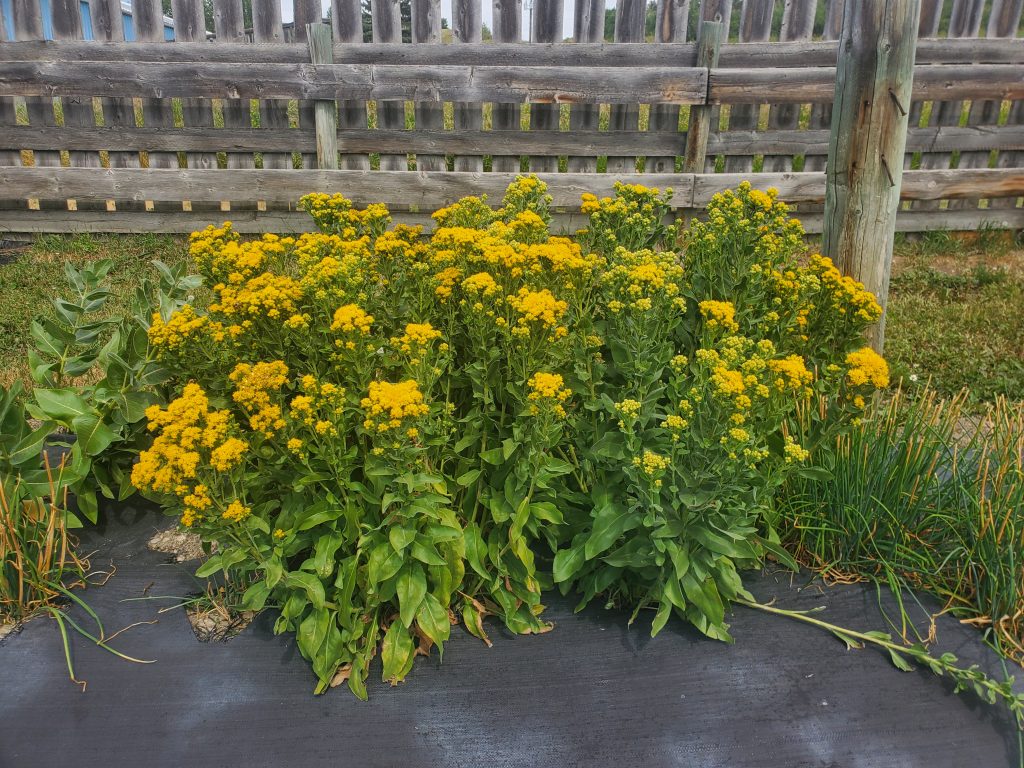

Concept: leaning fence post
[[306, 23, 339, 170], [823, 0, 921, 352], [681, 19, 723, 174]]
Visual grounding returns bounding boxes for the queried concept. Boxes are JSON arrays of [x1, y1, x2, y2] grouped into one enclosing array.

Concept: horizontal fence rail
[[0, 0, 1021, 235]]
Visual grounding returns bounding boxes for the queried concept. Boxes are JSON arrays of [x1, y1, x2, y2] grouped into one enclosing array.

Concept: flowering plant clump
[[134, 178, 885, 695]]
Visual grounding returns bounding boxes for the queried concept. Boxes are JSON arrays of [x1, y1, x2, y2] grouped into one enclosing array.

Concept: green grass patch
[[885, 234, 1024, 405]]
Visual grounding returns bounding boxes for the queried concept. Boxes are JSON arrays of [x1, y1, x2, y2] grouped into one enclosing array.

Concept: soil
[[186, 601, 257, 643], [146, 527, 207, 562]]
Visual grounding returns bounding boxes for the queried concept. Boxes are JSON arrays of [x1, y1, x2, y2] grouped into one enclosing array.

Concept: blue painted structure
[[1, 0, 176, 40]]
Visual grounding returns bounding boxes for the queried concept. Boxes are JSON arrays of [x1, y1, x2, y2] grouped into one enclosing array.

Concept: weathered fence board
[[2, 167, 1020, 206], [332, 0, 370, 171], [0, 0, 1019, 234]]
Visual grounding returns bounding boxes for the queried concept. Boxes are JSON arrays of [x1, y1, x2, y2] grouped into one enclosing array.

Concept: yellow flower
[[211, 437, 248, 471], [222, 500, 251, 523], [845, 347, 889, 389], [361, 380, 429, 433], [699, 300, 739, 333], [509, 288, 567, 328], [331, 303, 374, 334]]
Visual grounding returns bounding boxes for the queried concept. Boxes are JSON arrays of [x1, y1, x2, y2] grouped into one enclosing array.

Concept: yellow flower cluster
[[807, 254, 883, 324], [462, 271, 500, 296], [845, 347, 890, 389], [148, 305, 207, 351], [222, 500, 252, 523], [361, 380, 430, 433], [131, 383, 248, 529], [300, 193, 391, 237], [229, 360, 289, 437], [527, 372, 571, 418], [768, 354, 814, 393], [783, 436, 810, 464], [393, 322, 443, 354], [509, 288, 567, 328], [290, 377, 347, 438], [210, 272, 303, 320], [699, 300, 739, 333], [331, 303, 374, 334], [633, 450, 671, 483]]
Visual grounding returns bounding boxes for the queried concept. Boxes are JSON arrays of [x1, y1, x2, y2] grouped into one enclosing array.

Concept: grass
[[778, 387, 1024, 663], [885, 230, 1024, 406], [0, 233, 189, 393]]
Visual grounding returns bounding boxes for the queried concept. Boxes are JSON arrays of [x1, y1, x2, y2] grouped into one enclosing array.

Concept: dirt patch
[[147, 528, 208, 563], [0, 621, 18, 641], [186, 598, 256, 643]]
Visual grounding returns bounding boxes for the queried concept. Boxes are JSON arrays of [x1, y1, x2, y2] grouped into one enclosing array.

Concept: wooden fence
[[0, 0, 1022, 235]]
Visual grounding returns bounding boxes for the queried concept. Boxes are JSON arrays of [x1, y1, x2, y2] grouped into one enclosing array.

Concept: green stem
[[737, 598, 1024, 732]]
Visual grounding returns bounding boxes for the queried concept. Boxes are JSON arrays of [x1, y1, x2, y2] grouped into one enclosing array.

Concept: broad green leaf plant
[[26, 259, 199, 523]]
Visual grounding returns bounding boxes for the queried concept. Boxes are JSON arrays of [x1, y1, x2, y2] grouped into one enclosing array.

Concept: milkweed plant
[[130, 178, 888, 697]]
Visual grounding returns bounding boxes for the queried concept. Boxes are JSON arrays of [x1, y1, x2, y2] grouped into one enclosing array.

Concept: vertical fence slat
[[646, 0, 690, 174], [308, 23, 339, 169], [722, 0, 774, 174], [952, 0, 1022, 209], [171, 0, 218, 175], [906, 0, 944, 132], [699, 0, 733, 172], [0, 7, 18, 168], [567, 0, 605, 173], [682, 18, 723, 173], [292, 0, 322, 170], [412, 0, 445, 171], [51, 0, 99, 201], [13, 0, 60, 178], [134, 0, 178, 175], [528, 0, 563, 173], [801, 0, 841, 173], [914, 0, 984, 210], [252, 0, 292, 170], [605, 0, 644, 175], [491, 0, 522, 172], [93, 0, 142, 181], [332, 0, 371, 171], [214, 0, 256, 172], [762, 0, 816, 172], [373, 0, 407, 171], [452, 0, 483, 172]]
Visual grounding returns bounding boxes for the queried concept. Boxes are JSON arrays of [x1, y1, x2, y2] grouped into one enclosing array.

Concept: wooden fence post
[[681, 20, 723, 174], [823, 0, 920, 353], [306, 23, 339, 170]]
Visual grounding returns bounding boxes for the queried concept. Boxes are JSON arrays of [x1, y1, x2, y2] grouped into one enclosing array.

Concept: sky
[[278, 0, 582, 41]]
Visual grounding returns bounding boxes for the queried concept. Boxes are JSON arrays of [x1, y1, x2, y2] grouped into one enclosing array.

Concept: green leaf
[[312, 532, 345, 578], [32, 388, 94, 424], [463, 523, 489, 578], [367, 542, 404, 587], [456, 468, 482, 487], [416, 592, 451, 650], [480, 446, 504, 465], [298, 607, 331, 659], [241, 579, 272, 611], [552, 539, 587, 583], [389, 526, 416, 552], [74, 485, 99, 524], [285, 571, 326, 609], [682, 573, 725, 627], [888, 648, 915, 672], [381, 620, 415, 684], [411, 539, 447, 567], [71, 413, 119, 456], [795, 466, 833, 482], [501, 438, 519, 460], [195, 548, 248, 578], [396, 563, 427, 628], [7, 425, 53, 467], [530, 501, 563, 525], [651, 599, 672, 637], [756, 536, 799, 571], [584, 503, 640, 560]]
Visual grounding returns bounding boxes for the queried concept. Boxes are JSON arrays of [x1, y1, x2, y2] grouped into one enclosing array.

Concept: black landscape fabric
[[1, 501, 1021, 768]]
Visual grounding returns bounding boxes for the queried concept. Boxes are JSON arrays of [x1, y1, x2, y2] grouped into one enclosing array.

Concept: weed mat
[[1, 502, 1020, 768]]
